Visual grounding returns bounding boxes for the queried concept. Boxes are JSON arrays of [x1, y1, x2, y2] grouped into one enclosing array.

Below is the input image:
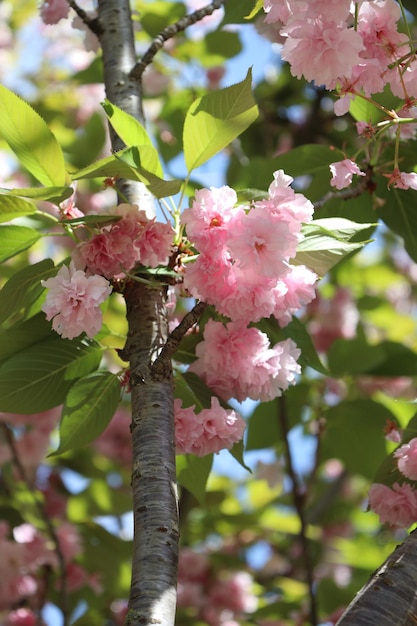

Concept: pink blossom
[[307, 288, 359, 352], [329, 159, 366, 190], [41, 262, 112, 339], [178, 548, 210, 582], [181, 186, 239, 253], [135, 219, 174, 267], [273, 264, 317, 326], [394, 438, 417, 480], [208, 572, 257, 614], [190, 320, 301, 402], [386, 169, 417, 190], [39, 0, 69, 24], [5, 608, 36, 626], [281, 18, 363, 89], [174, 397, 246, 457], [368, 482, 417, 528]]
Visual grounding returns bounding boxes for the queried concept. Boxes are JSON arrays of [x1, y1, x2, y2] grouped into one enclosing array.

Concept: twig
[[151, 300, 207, 377], [1, 423, 69, 626], [277, 396, 318, 626], [130, 0, 227, 81], [66, 0, 103, 36], [313, 172, 373, 211]]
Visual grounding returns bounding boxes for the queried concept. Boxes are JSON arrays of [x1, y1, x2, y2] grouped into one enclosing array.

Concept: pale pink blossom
[[174, 397, 246, 456], [394, 438, 417, 480], [208, 572, 257, 614], [135, 219, 174, 267], [41, 262, 112, 339], [368, 482, 417, 528], [281, 18, 363, 89], [178, 548, 210, 583], [181, 186, 239, 253], [273, 264, 317, 326], [190, 320, 301, 402], [329, 159, 366, 190], [5, 608, 36, 626], [386, 169, 417, 190], [39, 0, 69, 24]]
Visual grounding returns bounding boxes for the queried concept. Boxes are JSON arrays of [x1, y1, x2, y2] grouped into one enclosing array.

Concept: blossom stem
[[277, 396, 318, 626]]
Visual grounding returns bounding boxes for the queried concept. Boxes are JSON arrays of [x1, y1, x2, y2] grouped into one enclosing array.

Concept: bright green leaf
[[245, 0, 264, 19], [51, 371, 121, 456], [0, 337, 102, 413], [5, 185, 73, 204], [0, 259, 55, 326], [183, 68, 258, 172], [101, 100, 163, 176], [0, 194, 37, 222], [0, 84, 67, 186], [0, 313, 53, 363], [0, 225, 41, 262]]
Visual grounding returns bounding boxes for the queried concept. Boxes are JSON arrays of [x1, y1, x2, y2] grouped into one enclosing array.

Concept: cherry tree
[[1, 1, 417, 625]]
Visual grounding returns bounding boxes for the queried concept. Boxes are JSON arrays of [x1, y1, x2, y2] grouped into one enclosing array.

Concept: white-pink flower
[[368, 482, 417, 528], [190, 320, 301, 402], [394, 438, 417, 480], [39, 0, 69, 24], [329, 159, 366, 190], [135, 219, 174, 267], [174, 397, 246, 456], [41, 262, 112, 339], [386, 169, 417, 190]]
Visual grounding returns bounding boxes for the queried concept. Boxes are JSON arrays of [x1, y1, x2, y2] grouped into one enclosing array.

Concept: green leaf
[[101, 100, 163, 177], [246, 400, 280, 451], [0, 84, 67, 186], [0, 337, 102, 413], [0, 225, 41, 262], [5, 185, 73, 204], [366, 341, 417, 376], [294, 218, 374, 275], [0, 259, 55, 326], [321, 399, 393, 479], [282, 316, 330, 376], [377, 185, 417, 263], [0, 194, 37, 222], [183, 68, 258, 172], [176, 453, 213, 505], [245, 0, 264, 19], [72, 148, 181, 198], [0, 313, 53, 363], [51, 372, 120, 456], [327, 338, 386, 377]]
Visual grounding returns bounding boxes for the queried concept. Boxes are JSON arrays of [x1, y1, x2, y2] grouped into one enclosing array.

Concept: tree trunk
[[96, 3, 179, 625], [336, 529, 417, 626]]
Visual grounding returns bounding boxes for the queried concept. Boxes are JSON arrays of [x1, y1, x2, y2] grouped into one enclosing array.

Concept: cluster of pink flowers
[[181, 170, 316, 326], [190, 320, 301, 402], [177, 548, 257, 626], [42, 203, 174, 340], [264, 0, 417, 106], [369, 438, 417, 528], [41, 262, 112, 340], [174, 397, 246, 456]]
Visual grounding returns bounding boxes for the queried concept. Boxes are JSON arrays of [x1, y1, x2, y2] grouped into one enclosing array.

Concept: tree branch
[[277, 396, 318, 626], [336, 529, 417, 625], [313, 170, 374, 211], [151, 300, 207, 379], [130, 0, 227, 82], [0, 422, 69, 626], [66, 0, 102, 36]]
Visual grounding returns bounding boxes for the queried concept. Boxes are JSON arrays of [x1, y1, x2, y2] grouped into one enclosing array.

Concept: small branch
[[151, 301, 207, 377], [277, 396, 318, 626], [130, 0, 227, 81], [313, 173, 373, 211], [1, 423, 69, 626], [66, 0, 103, 36]]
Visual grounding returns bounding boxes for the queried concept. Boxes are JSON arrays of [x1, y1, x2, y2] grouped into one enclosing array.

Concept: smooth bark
[[96, 3, 179, 624], [336, 529, 417, 626]]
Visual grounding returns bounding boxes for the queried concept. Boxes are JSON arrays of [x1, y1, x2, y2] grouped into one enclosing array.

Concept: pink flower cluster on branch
[[181, 170, 316, 326], [264, 0, 417, 105]]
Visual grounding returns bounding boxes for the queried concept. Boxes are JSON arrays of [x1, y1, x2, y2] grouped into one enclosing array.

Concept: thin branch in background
[[313, 172, 373, 211], [66, 0, 103, 36], [130, 0, 227, 81], [151, 300, 207, 378], [0, 423, 69, 626], [277, 396, 318, 626]]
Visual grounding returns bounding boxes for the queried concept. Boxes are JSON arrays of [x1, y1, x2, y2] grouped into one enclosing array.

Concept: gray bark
[[336, 529, 417, 626], [96, 3, 179, 625]]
